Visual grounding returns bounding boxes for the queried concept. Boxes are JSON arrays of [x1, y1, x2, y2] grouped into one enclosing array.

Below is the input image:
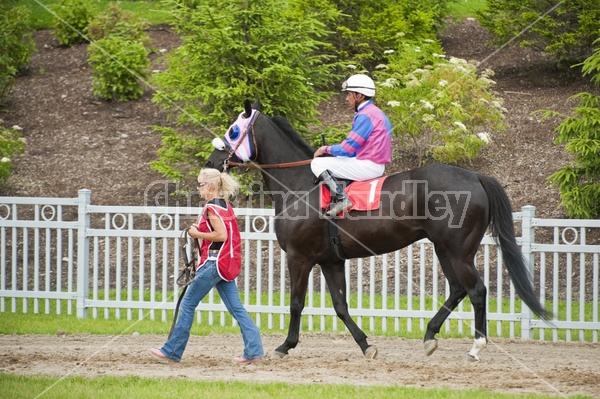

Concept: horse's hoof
[[271, 350, 288, 359], [424, 339, 438, 356], [467, 353, 480, 362], [364, 345, 378, 359]]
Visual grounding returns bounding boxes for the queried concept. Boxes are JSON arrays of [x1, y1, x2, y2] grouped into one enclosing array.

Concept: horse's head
[[205, 99, 260, 171]]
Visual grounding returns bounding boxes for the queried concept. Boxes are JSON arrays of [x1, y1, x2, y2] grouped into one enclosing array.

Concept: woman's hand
[[188, 225, 202, 240]]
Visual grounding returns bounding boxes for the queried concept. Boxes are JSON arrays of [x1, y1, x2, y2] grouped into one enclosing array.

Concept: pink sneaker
[[149, 348, 176, 362], [232, 356, 263, 364]]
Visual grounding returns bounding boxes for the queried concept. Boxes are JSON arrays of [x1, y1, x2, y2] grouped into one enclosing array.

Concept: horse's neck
[[260, 166, 315, 196], [254, 117, 316, 209], [260, 166, 316, 218]]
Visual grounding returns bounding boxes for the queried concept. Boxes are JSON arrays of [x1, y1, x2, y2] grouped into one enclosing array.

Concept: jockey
[[311, 74, 393, 216]]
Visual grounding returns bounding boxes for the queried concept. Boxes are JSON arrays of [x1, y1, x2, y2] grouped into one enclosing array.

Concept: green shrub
[[87, 4, 150, 46], [478, 0, 600, 66], [87, 36, 150, 101], [581, 37, 600, 86], [150, 126, 204, 183], [51, 0, 93, 46], [151, 0, 342, 181], [0, 123, 26, 185], [375, 42, 506, 166], [541, 93, 600, 218], [0, 4, 36, 105], [541, 40, 600, 219], [538, 37, 600, 218], [319, 0, 450, 71]]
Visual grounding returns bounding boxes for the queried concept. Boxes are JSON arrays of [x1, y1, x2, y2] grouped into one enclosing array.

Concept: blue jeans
[[160, 260, 263, 362]]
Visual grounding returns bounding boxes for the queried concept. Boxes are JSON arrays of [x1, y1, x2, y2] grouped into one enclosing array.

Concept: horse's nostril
[[205, 160, 213, 168]]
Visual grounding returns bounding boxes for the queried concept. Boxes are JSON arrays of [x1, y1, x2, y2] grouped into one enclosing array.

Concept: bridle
[[221, 111, 312, 171], [221, 110, 258, 171]]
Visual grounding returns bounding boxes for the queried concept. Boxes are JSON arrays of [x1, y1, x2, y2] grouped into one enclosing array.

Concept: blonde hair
[[198, 168, 239, 200]]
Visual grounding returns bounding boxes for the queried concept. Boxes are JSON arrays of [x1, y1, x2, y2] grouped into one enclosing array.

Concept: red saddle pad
[[320, 176, 387, 215]]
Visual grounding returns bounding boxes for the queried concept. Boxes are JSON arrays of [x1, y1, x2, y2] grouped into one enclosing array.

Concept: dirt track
[[1, 333, 598, 397]]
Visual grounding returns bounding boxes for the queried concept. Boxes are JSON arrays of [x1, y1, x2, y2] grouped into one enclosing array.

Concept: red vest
[[196, 199, 242, 281]]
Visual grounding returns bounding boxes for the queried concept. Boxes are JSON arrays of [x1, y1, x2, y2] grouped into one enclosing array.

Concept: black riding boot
[[319, 170, 352, 217]]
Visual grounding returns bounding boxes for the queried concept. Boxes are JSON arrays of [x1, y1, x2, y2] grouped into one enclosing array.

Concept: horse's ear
[[251, 98, 261, 112], [243, 100, 252, 118]]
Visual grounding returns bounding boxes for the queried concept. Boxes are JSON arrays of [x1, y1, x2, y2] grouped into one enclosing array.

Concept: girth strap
[[326, 218, 347, 261]]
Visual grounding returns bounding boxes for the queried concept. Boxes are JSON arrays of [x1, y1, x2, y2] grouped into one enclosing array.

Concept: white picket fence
[[0, 189, 598, 342]]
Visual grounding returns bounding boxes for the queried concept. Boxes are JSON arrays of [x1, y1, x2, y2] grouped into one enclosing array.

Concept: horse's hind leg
[[463, 269, 487, 361], [273, 255, 313, 358], [424, 278, 467, 356], [321, 261, 377, 359], [449, 256, 488, 361], [430, 252, 488, 361]]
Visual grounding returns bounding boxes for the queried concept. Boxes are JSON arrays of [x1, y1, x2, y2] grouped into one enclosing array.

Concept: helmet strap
[[351, 92, 365, 112]]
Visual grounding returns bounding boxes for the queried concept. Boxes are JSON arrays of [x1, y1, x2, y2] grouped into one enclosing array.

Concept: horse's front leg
[[321, 261, 377, 359], [272, 254, 313, 358]]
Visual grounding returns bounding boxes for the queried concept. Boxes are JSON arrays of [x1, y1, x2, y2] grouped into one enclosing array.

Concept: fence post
[[520, 205, 535, 339], [76, 189, 91, 319]]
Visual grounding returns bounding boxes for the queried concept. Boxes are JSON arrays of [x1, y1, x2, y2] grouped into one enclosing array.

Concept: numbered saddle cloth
[[320, 176, 387, 214]]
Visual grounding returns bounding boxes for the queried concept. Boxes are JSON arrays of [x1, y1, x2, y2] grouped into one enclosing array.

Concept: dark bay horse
[[206, 100, 550, 361]]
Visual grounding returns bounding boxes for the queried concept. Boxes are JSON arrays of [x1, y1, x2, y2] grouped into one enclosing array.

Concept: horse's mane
[[270, 115, 315, 157]]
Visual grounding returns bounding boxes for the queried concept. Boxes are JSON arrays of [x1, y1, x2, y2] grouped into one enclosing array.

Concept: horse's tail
[[478, 175, 552, 320]]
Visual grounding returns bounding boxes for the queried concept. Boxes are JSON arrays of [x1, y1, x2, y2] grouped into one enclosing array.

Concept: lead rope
[[169, 227, 199, 339]]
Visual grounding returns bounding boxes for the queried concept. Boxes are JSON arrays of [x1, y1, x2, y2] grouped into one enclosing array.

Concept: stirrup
[[326, 198, 352, 217]]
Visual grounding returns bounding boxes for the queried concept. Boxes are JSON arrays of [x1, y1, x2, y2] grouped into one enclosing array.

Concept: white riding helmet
[[341, 74, 376, 97]]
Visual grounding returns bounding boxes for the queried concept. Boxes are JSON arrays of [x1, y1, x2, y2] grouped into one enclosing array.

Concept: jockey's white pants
[[311, 156, 385, 181]]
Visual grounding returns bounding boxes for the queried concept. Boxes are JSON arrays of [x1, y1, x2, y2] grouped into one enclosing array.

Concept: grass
[[0, 374, 593, 399], [13, 0, 173, 30], [447, 0, 488, 20], [14, 0, 489, 30], [1, 290, 597, 343]]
